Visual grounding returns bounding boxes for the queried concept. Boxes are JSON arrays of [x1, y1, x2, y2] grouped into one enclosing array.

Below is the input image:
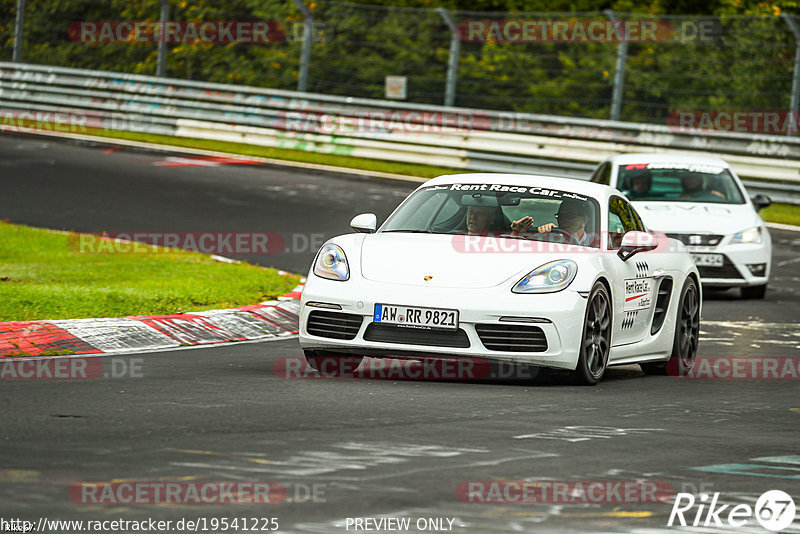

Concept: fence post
[[12, 0, 25, 62], [156, 0, 170, 77], [437, 8, 460, 107], [604, 10, 628, 122], [292, 0, 313, 92], [782, 13, 800, 135]]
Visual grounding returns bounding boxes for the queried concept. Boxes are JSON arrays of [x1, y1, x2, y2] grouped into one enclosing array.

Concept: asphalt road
[[1, 134, 799, 533]]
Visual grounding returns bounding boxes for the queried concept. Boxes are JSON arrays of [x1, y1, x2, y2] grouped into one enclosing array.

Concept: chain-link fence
[[2, 0, 798, 127]]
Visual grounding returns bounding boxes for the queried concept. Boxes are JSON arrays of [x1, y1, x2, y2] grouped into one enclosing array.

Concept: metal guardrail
[[2, 62, 800, 203]]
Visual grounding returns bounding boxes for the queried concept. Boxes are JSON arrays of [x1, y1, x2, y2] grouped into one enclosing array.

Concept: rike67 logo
[[668, 490, 796, 531]]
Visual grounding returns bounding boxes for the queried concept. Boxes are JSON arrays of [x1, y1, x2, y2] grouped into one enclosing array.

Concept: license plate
[[692, 253, 724, 267], [373, 304, 459, 330]]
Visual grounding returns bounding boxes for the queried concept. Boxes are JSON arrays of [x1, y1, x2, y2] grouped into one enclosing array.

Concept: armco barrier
[[2, 62, 800, 202]]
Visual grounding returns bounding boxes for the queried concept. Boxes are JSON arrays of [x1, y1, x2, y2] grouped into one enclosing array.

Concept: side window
[[590, 162, 611, 185], [608, 196, 638, 249]]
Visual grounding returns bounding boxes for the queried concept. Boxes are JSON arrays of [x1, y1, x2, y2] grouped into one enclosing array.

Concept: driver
[[625, 170, 652, 199], [536, 198, 593, 246], [680, 173, 726, 200]]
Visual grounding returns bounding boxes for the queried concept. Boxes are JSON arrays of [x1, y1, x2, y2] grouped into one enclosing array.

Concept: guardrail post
[[292, 0, 313, 92], [12, 0, 25, 62], [782, 13, 800, 135], [604, 10, 628, 122], [437, 8, 461, 107], [156, 0, 170, 77]]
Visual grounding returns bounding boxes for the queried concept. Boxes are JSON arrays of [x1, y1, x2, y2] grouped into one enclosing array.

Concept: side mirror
[[617, 231, 658, 261], [350, 213, 377, 234], [751, 194, 771, 212]]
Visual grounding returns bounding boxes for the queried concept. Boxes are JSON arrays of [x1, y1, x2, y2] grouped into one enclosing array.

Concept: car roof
[[424, 173, 617, 199], [605, 153, 731, 168]]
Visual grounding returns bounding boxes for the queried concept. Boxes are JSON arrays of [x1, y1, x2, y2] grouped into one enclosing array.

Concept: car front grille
[[697, 255, 744, 280], [667, 233, 724, 247], [363, 323, 470, 348], [306, 311, 363, 340], [475, 324, 548, 352]]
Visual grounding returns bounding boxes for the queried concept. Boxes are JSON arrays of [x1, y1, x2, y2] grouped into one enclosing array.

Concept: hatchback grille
[[697, 255, 744, 280], [306, 311, 363, 340], [475, 324, 548, 352], [667, 233, 724, 247], [363, 323, 470, 348]]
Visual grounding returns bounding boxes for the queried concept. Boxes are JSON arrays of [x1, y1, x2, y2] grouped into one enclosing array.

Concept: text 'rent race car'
[[591, 153, 772, 299], [299, 174, 701, 385]]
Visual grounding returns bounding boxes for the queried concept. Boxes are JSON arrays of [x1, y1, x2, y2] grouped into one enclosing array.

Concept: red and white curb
[[0, 285, 303, 358]]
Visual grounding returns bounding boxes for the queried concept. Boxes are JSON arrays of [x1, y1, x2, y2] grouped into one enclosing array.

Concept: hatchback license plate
[[691, 253, 724, 267]]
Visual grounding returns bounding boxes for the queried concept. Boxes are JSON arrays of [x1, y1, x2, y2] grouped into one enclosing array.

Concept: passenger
[[536, 198, 593, 246], [467, 205, 537, 237], [465, 205, 496, 235]]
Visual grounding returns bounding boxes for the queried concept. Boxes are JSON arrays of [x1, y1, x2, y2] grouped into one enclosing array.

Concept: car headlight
[[730, 226, 762, 244], [512, 260, 578, 294], [313, 244, 349, 281]]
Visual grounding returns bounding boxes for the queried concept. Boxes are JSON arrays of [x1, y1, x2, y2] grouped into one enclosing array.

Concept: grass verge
[[0, 221, 301, 322], [759, 202, 800, 227]]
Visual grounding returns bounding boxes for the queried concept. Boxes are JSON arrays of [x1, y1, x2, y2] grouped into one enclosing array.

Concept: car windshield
[[380, 182, 601, 248], [618, 162, 745, 204]]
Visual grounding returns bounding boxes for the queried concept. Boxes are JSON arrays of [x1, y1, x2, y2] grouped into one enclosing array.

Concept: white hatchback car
[[590, 154, 772, 299], [300, 173, 701, 385]]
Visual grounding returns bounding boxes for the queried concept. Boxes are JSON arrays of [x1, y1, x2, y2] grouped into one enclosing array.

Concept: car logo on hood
[[424, 276, 433, 281]]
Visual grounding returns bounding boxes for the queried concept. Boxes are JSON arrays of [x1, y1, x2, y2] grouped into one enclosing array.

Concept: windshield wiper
[[381, 229, 433, 233]]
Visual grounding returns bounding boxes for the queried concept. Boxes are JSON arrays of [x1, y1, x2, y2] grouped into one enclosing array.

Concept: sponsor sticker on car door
[[624, 278, 654, 311]]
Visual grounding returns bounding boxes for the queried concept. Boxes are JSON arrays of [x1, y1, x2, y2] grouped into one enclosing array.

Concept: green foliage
[[1, 0, 797, 122]]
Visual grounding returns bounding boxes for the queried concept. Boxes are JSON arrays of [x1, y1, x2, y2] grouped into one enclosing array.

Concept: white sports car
[[590, 153, 772, 299], [299, 174, 701, 385]]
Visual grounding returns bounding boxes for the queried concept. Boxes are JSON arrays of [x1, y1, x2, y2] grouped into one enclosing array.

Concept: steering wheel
[[545, 228, 581, 246]]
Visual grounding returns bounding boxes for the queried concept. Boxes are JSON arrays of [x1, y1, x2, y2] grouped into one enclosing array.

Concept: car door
[[607, 196, 657, 347]]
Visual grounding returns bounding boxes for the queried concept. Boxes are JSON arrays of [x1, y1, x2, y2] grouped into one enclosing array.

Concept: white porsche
[[591, 153, 772, 299], [299, 174, 701, 385]]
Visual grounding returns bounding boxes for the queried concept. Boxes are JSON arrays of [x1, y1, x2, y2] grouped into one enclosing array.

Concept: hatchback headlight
[[313, 244, 349, 281], [512, 260, 578, 294], [730, 226, 762, 244]]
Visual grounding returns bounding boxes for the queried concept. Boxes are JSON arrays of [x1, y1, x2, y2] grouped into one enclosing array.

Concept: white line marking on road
[[767, 222, 800, 232]]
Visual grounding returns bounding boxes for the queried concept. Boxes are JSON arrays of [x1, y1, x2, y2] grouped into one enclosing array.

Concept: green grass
[[759, 202, 800, 227], [76, 129, 800, 227], [0, 222, 301, 321]]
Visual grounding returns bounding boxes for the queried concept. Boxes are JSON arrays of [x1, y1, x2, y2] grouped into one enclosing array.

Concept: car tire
[[571, 281, 612, 386], [740, 284, 767, 299], [303, 350, 363, 377], [641, 277, 700, 376]]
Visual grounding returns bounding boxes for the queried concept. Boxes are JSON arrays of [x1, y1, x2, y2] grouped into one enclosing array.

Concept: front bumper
[[299, 277, 589, 371], [691, 242, 771, 287]]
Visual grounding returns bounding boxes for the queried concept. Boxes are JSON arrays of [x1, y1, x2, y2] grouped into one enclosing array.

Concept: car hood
[[632, 202, 759, 234], [359, 233, 583, 288]]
